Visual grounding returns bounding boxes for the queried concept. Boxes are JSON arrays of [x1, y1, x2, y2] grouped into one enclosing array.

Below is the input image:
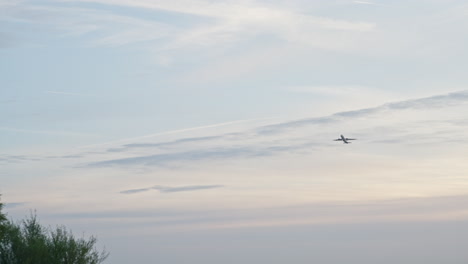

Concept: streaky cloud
[[90, 142, 317, 168], [0, 99, 16, 104], [153, 185, 224, 193], [49, 195, 468, 229], [120, 188, 153, 194], [86, 90, 468, 168], [258, 90, 468, 134], [121, 185, 224, 194], [81, 117, 272, 149], [108, 135, 225, 152], [0, 155, 42, 163], [44, 90, 96, 97], [353, 1, 377, 5], [0, 126, 97, 137]]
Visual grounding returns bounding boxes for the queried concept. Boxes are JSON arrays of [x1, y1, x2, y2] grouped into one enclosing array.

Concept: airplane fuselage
[[341, 135, 349, 144]]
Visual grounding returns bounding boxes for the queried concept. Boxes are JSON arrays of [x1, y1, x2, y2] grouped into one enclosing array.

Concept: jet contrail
[[79, 117, 277, 149]]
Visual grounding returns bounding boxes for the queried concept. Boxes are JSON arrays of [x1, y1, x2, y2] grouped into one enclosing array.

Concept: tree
[[0, 197, 108, 264], [0, 196, 8, 238]]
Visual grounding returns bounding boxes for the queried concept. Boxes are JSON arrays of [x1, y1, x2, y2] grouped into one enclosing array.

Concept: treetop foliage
[[0, 196, 108, 264], [0, 197, 7, 237]]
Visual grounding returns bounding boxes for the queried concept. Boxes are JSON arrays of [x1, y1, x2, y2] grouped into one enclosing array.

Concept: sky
[[2, 0, 468, 263]]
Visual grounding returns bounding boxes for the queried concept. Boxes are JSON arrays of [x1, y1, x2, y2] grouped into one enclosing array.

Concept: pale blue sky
[[2, 0, 468, 263]]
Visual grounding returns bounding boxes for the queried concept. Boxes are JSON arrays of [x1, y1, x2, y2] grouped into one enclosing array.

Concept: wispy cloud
[[0, 1, 176, 47], [46, 154, 84, 160], [107, 135, 225, 152], [353, 1, 378, 5], [0, 127, 96, 137], [50, 195, 468, 231], [80, 117, 274, 149], [0, 155, 42, 163], [258, 90, 468, 134], [0, 99, 16, 104], [90, 143, 315, 168], [120, 187, 153, 194], [79, 90, 468, 168], [120, 185, 224, 194], [4, 0, 376, 53], [44, 90, 96, 97], [155, 185, 224, 193]]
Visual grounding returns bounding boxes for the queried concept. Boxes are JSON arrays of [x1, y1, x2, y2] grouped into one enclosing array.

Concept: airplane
[[334, 134, 357, 144]]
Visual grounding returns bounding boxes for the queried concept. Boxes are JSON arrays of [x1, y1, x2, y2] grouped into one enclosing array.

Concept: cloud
[[0, 99, 16, 104], [107, 135, 225, 152], [154, 185, 224, 193], [47, 195, 468, 231], [0, 127, 97, 137], [81, 117, 271, 149], [387, 91, 468, 110], [5, 0, 375, 53], [0, 1, 176, 47], [353, 1, 378, 5], [120, 187, 153, 194], [60, 154, 84, 159], [80, 90, 468, 168], [75, 0, 375, 30], [44, 154, 85, 160], [120, 185, 224, 194], [0, 155, 42, 163], [257, 90, 468, 134], [89, 142, 316, 168], [44, 90, 96, 97]]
